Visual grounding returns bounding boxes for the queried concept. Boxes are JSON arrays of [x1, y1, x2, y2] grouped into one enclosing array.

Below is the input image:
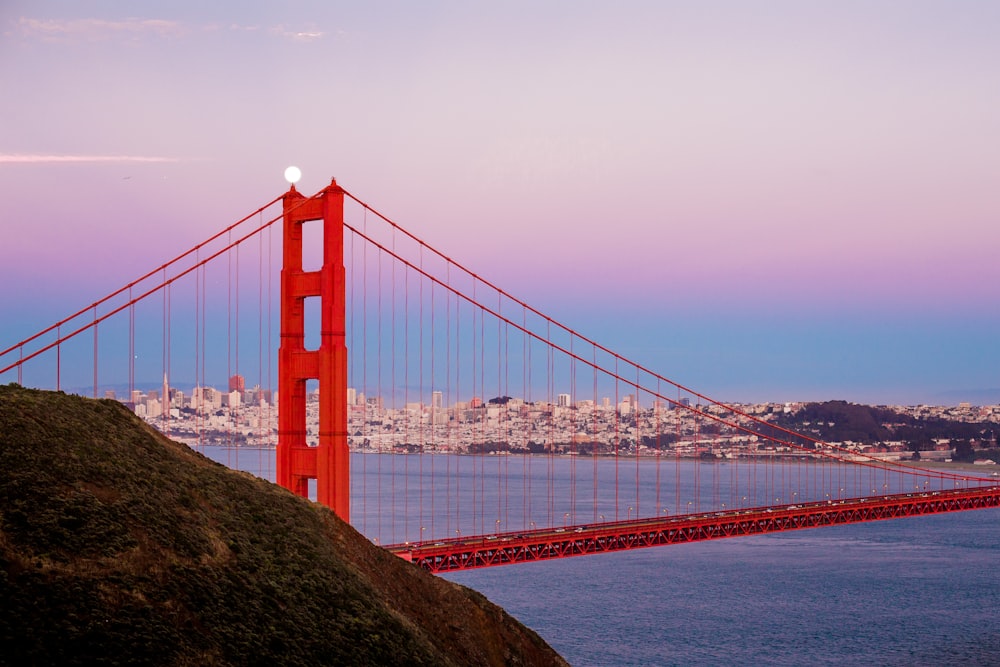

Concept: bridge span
[[390, 485, 1000, 572]]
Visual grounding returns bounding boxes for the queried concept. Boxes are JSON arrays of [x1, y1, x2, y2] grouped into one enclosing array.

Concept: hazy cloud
[[271, 25, 325, 42], [17, 17, 182, 40], [0, 154, 180, 164], [15, 16, 324, 43]]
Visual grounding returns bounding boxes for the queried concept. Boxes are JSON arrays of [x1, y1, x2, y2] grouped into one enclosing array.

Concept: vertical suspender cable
[[361, 211, 370, 536], [450, 264, 458, 537], [593, 344, 599, 522], [258, 219, 264, 475], [234, 242, 240, 449], [497, 291, 504, 529], [350, 222, 364, 533], [376, 247, 383, 540], [424, 247, 432, 538], [614, 357, 619, 520], [414, 259, 422, 538], [391, 231, 397, 542], [470, 281, 478, 534], [634, 367, 640, 517], [569, 336, 576, 523], [267, 219, 273, 454], [503, 316, 510, 530], [655, 378, 662, 515], [129, 287, 134, 402], [194, 255, 200, 446], [547, 320, 555, 527], [226, 235, 231, 453], [93, 306, 98, 398], [403, 257, 410, 541], [162, 267, 168, 437], [730, 429, 737, 509], [524, 305, 531, 529], [694, 407, 700, 512], [479, 282, 486, 534], [168, 280, 173, 436], [675, 388, 681, 515]]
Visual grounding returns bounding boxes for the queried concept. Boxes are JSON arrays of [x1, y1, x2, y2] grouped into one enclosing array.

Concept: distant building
[[229, 374, 245, 393]]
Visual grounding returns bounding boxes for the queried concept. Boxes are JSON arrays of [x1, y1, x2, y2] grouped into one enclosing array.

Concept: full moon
[[284, 165, 302, 184]]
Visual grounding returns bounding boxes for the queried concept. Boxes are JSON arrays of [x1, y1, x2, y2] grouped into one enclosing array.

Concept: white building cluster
[[124, 378, 999, 461]]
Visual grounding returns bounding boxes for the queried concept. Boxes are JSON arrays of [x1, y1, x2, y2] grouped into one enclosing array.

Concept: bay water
[[198, 446, 1000, 666]]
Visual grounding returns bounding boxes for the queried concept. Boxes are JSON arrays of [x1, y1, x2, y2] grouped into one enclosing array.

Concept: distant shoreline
[[184, 441, 1000, 475], [898, 460, 999, 474]]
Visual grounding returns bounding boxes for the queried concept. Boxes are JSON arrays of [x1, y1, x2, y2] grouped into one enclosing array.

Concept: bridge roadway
[[387, 485, 1000, 572]]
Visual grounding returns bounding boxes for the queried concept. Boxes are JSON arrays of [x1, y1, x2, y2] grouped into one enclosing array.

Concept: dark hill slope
[[0, 385, 566, 667]]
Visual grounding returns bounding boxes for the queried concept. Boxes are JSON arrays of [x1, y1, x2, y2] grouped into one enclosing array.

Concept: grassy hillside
[[0, 384, 567, 667]]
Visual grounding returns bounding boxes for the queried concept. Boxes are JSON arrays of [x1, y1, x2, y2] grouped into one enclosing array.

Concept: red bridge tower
[[276, 179, 349, 521]]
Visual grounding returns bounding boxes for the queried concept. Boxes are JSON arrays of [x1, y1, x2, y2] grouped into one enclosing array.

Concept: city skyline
[[2, 2, 999, 406], [119, 372, 1000, 467]]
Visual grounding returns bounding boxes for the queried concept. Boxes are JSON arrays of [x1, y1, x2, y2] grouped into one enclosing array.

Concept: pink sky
[[2, 2, 999, 404]]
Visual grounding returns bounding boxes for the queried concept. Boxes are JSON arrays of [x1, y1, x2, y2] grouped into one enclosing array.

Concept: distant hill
[[772, 400, 999, 448], [0, 384, 567, 667]]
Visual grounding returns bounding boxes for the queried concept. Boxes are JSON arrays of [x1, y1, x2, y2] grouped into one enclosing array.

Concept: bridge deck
[[387, 486, 1000, 572]]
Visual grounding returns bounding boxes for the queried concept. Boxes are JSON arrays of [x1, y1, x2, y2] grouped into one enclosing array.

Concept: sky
[[1, 1, 999, 406]]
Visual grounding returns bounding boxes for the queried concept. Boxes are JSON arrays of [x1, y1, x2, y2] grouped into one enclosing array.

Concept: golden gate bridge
[[3, 179, 998, 572]]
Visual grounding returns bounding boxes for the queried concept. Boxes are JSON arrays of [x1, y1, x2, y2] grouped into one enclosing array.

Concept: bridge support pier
[[277, 179, 349, 521]]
